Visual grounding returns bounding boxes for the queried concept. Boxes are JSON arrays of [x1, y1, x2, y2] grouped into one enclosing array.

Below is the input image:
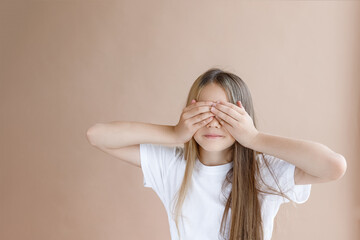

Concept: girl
[[87, 68, 347, 240]]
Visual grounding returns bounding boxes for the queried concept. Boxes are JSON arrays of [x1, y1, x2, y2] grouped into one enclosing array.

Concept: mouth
[[204, 135, 224, 139]]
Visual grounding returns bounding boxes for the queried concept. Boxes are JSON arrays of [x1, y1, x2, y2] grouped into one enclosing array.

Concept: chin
[[194, 137, 235, 151]]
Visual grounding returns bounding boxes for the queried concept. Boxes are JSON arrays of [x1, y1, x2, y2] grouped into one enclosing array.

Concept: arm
[[86, 121, 180, 148], [247, 131, 347, 181]]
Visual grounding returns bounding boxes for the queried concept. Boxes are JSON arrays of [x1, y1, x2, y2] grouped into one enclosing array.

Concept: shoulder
[[255, 153, 295, 190], [256, 153, 290, 172], [140, 143, 185, 168]]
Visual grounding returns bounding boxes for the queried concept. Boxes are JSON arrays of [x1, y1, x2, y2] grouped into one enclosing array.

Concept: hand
[[210, 100, 259, 148], [174, 99, 215, 144]]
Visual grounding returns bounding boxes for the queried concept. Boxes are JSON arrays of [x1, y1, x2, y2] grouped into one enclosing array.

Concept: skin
[[193, 83, 347, 184], [193, 83, 238, 166]]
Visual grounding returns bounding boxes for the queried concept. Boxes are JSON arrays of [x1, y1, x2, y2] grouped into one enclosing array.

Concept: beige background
[[1, 1, 359, 240]]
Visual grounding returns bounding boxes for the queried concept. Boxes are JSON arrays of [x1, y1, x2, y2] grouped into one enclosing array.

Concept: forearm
[[247, 131, 347, 180], [86, 121, 179, 148]]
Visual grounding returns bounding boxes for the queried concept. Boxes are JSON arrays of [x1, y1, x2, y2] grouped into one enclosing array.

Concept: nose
[[206, 116, 222, 128]]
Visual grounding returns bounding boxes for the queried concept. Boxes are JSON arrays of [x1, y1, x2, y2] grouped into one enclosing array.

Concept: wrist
[[172, 125, 183, 144], [245, 131, 262, 149]]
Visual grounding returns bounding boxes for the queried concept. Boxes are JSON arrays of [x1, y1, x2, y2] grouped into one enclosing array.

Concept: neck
[[199, 147, 233, 166]]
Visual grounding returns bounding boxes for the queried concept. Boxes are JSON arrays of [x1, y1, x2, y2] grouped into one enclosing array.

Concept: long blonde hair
[[171, 68, 294, 240]]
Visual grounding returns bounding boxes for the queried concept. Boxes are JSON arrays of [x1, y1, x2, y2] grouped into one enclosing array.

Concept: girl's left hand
[[210, 100, 259, 148]]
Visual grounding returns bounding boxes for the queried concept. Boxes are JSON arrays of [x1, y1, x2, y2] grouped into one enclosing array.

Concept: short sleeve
[[140, 143, 177, 201], [259, 154, 312, 204]]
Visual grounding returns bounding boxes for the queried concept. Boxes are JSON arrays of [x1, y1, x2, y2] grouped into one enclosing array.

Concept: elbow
[[329, 154, 347, 180], [86, 124, 102, 146]]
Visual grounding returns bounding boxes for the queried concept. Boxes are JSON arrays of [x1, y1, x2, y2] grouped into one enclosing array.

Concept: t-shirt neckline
[[195, 158, 233, 174]]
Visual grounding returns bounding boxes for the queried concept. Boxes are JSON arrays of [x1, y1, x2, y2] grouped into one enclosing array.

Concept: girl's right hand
[[174, 99, 215, 144]]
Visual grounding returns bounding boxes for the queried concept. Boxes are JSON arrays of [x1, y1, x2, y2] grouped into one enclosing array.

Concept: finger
[[184, 105, 214, 120], [236, 101, 246, 112], [211, 105, 237, 127], [215, 100, 246, 115], [183, 102, 214, 120], [215, 115, 231, 128], [211, 103, 242, 122], [185, 100, 214, 112], [193, 114, 214, 127], [186, 108, 215, 122]]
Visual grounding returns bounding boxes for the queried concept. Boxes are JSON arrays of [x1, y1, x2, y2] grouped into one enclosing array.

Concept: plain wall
[[1, 1, 359, 240]]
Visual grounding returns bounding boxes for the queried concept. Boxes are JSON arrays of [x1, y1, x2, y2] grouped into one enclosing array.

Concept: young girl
[[87, 68, 347, 240]]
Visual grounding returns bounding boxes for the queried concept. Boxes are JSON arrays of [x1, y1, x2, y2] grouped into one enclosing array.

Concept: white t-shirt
[[140, 143, 311, 240]]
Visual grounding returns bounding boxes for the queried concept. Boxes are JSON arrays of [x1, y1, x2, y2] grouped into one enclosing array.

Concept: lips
[[204, 134, 224, 137]]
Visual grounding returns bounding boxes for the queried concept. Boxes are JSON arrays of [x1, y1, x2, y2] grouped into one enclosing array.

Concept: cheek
[[193, 132, 201, 141]]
